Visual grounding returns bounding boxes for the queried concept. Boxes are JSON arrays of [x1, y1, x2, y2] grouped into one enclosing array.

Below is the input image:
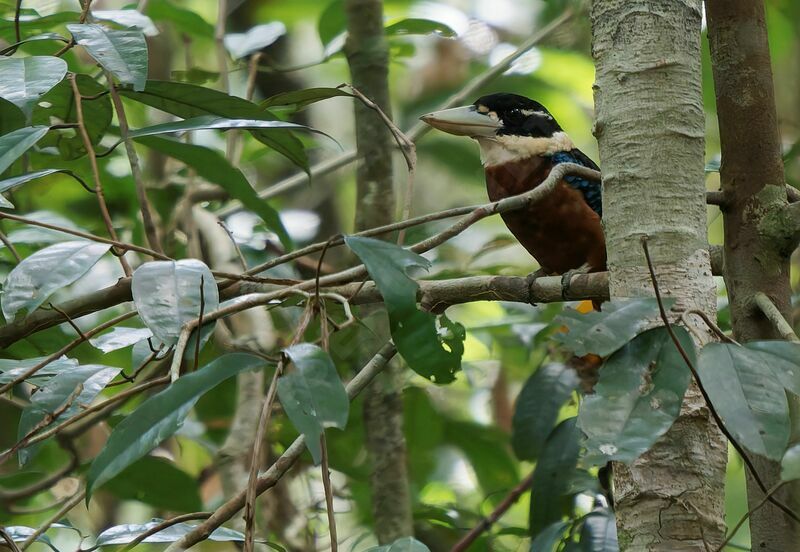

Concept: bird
[[420, 93, 606, 292]]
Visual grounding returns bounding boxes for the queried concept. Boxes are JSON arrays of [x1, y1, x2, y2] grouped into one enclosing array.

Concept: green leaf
[[366, 537, 431, 552], [1, 210, 87, 247], [579, 327, 692, 465], [444, 420, 519, 496], [698, 343, 791, 460], [92, 10, 158, 36], [146, 0, 214, 37], [224, 22, 286, 59], [512, 363, 579, 461], [5, 524, 73, 551], [530, 521, 570, 552], [530, 418, 581, 537], [119, 80, 309, 170], [384, 18, 456, 37], [18, 364, 120, 464], [95, 520, 254, 545], [0, 356, 78, 384], [278, 343, 349, 464], [579, 510, 618, 552], [0, 12, 80, 43], [101, 456, 202, 511], [553, 298, 674, 357], [67, 23, 148, 91], [134, 135, 292, 249], [0, 97, 25, 135], [261, 87, 354, 110], [86, 353, 264, 501], [89, 327, 152, 353], [32, 73, 112, 160], [742, 341, 800, 395], [131, 259, 218, 347], [1, 240, 111, 321], [345, 235, 463, 383], [0, 56, 67, 115], [0, 32, 68, 55], [0, 126, 48, 174], [0, 169, 88, 200], [781, 444, 800, 482], [318, 0, 346, 47]]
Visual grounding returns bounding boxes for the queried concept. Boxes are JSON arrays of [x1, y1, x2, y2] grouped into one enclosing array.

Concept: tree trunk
[[705, 1, 799, 549], [344, 0, 414, 543], [591, 1, 727, 548]]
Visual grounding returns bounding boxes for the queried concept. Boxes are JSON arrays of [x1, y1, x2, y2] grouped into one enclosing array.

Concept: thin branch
[[121, 512, 213, 551], [320, 433, 338, 552], [0, 528, 21, 552], [753, 292, 800, 342], [450, 470, 534, 552], [217, 220, 248, 270], [69, 73, 132, 276], [641, 236, 800, 524], [193, 274, 206, 372], [19, 488, 86, 550], [0, 227, 21, 263], [716, 481, 785, 551], [163, 342, 398, 552], [682, 309, 738, 345], [107, 77, 164, 255]]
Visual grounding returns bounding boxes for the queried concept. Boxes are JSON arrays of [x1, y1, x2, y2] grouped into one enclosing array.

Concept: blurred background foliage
[[0, 0, 799, 550]]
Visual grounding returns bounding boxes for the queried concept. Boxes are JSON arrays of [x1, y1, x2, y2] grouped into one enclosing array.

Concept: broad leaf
[[579, 510, 618, 552], [0, 126, 49, 174], [92, 10, 158, 36], [127, 114, 326, 141], [96, 520, 252, 545], [89, 327, 152, 353], [367, 537, 431, 552], [224, 22, 286, 59], [0, 356, 78, 384], [5, 524, 74, 551], [67, 23, 148, 91], [743, 341, 800, 395], [261, 87, 353, 110], [553, 298, 674, 357], [1, 240, 111, 321], [0, 56, 67, 115], [18, 364, 120, 464], [530, 418, 581, 537], [131, 259, 218, 347], [0, 97, 25, 135], [530, 521, 570, 552], [698, 343, 790, 460], [278, 343, 349, 464], [345, 235, 463, 383], [512, 363, 579, 461], [384, 18, 456, 37], [86, 353, 264, 500], [119, 80, 309, 170], [0, 32, 67, 55], [579, 327, 692, 465], [101, 456, 202, 512], [781, 444, 800, 482], [318, 0, 346, 48], [0, 170, 86, 203], [134, 136, 291, 249], [146, 0, 214, 37]]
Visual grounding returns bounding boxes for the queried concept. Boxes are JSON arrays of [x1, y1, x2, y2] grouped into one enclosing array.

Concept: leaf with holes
[[0, 56, 67, 115], [698, 342, 790, 460], [579, 327, 692, 466], [278, 343, 349, 464], [1, 240, 111, 321], [67, 23, 148, 91], [224, 22, 286, 59], [131, 259, 218, 347], [553, 298, 674, 357], [86, 353, 264, 501], [345, 235, 463, 383], [512, 363, 579, 461]]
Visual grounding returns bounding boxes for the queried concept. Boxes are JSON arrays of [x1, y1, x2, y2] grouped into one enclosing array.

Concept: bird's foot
[[526, 268, 550, 306], [560, 264, 592, 300]]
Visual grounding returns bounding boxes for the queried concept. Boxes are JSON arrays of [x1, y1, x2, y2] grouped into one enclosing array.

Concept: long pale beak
[[420, 105, 501, 137]]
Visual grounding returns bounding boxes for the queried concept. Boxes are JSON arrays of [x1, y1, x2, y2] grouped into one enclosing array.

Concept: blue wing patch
[[550, 150, 602, 217]]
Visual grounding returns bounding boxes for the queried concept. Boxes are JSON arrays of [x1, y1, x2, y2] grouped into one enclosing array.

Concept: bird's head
[[420, 93, 574, 166]]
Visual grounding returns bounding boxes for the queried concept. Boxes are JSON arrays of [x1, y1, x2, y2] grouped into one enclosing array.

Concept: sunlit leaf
[[96, 519, 253, 545], [0, 56, 67, 115], [86, 353, 265, 501], [579, 327, 692, 465], [0, 356, 79, 384], [278, 343, 349, 464], [224, 22, 286, 59], [92, 10, 158, 36], [0, 170, 87, 202], [512, 363, 579, 461], [89, 327, 153, 353], [1, 240, 111, 321], [134, 135, 292, 250], [698, 343, 790, 460], [345, 235, 463, 384], [384, 18, 456, 37], [781, 444, 800, 482], [261, 87, 353, 110], [553, 298, 674, 357], [0, 126, 49, 174], [131, 259, 218, 347], [67, 23, 148, 91], [101, 456, 202, 511]]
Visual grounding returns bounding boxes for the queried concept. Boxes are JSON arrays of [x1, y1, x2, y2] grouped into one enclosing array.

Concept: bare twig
[[0, 527, 21, 552], [320, 433, 338, 551], [641, 236, 800, 524], [69, 73, 132, 277], [753, 292, 800, 342], [194, 275, 206, 371], [19, 488, 86, 550], [682, 309, 738, 345], [0, 227, 21, 263], [715, 482, 786, 551], [217, 220, 248, 270]]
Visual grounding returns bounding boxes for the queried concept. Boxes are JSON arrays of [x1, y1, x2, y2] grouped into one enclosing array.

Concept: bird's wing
[[551, 149, 602, 217]]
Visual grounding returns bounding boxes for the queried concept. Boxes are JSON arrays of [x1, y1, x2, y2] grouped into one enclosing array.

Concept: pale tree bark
[[344, 0, 414, 543], [591, 1, 726, 548], [705, 1, 800, 549]]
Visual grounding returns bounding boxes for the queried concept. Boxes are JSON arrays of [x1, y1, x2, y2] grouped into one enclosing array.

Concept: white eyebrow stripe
[[521, 108, 553, 119]]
